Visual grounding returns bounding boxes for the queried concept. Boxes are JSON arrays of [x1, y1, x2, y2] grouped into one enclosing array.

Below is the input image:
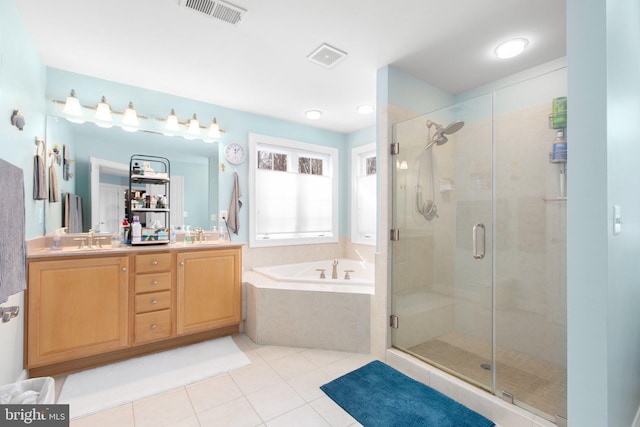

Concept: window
[[249, 133, 338, 247], [351, 143, 377, 246]]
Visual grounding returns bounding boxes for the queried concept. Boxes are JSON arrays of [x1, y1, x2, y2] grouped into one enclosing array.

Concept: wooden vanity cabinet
[[26, 246, 242, 376], [177, 248, 242, 335], [26, 256, 129, 368]]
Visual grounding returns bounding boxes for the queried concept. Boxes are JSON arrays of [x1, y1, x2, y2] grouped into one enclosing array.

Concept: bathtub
[[244, 258, 373, 353], [248, 258, 374, 294]]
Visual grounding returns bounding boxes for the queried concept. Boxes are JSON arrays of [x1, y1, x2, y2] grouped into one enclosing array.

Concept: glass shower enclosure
[[390, 71, 567, 422]]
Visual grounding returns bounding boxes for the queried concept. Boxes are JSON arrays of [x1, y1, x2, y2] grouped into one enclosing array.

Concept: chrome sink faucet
[[194, 227, 206, 243], [331, 259, 339, 279]]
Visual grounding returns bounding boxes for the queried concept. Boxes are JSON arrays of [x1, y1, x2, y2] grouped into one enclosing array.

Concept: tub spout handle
[[344, 270, 354, 280], [315, 269, 326, 279]]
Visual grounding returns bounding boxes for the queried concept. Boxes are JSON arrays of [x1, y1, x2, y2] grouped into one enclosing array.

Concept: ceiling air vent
[[307, 43, 348, 69], [179, 0, 247, 26]]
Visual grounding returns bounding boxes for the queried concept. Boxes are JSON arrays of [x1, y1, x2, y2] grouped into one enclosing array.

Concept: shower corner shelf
[[543, 196, 567, 202]]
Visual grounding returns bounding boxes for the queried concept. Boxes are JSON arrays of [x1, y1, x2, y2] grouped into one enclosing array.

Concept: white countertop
[[28, 237, 245, 259]]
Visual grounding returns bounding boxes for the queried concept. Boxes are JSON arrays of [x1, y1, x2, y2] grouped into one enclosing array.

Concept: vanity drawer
[[135, 253, 172, 273], [135, 291, 171, 313], [135, 272, 171, 293], [135, 310, 171, 344]]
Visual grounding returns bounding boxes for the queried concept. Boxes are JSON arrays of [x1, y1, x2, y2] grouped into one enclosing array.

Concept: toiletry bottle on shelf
[[552, 97, 567, 129], [132, 216, 142, 243], [183, 225, 192, 245], [50, 228, 63, 251], [551, 129, 567, 162], [120, 218, 129, 245], [218, 221, 227, 242]]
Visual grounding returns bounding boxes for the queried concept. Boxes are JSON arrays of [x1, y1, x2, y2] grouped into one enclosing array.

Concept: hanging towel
[[64, 193, 84, 233], [227, 171, 242, 234], [0, 159, 27, 303], [32, 154, 47, 200], [48, 164, 60, 203]]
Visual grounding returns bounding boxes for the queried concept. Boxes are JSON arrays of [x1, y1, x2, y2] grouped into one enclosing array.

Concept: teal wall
[[0, 0, 46, 386], [568, 0, 640, 426]]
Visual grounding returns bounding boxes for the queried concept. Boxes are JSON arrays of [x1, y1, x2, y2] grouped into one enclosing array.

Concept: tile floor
[[63, 334, 377, 427]]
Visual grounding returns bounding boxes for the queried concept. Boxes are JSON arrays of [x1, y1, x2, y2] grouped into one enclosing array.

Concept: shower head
[[424, 120, 465, 150]]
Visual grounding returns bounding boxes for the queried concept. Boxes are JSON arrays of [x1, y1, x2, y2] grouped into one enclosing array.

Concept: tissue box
[[142, 228, 169, 241]]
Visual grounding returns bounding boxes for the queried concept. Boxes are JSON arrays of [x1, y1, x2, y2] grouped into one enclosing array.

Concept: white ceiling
[[14, 0, 566, 134]]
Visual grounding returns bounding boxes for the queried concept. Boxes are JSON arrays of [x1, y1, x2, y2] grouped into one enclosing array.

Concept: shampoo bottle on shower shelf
[[551, 130, 567, 162], [131, 216, 141, 243], [552, 97, 567, 129]]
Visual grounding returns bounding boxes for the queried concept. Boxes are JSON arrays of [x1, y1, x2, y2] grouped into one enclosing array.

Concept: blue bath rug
[[320, 360, 495, 427]]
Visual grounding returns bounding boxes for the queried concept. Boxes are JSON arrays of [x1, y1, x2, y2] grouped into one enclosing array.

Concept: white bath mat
[[58, 336, 251, 419]]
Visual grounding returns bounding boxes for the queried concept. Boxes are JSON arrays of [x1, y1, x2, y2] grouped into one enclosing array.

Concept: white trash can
[[0, 377, 55, 404]]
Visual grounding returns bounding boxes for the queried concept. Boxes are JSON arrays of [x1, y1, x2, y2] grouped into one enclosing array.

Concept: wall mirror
[[44, 116, 218, 235]]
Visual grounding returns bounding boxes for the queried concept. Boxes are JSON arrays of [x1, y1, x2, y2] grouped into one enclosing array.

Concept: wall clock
[[224, 143, 246, 165]]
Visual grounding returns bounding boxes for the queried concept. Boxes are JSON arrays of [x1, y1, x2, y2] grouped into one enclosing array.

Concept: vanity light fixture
[[208, 118, 221, 139], [63, 89, 84, 123], [356, 104, 374, 114], [305, 110, 322, 120], [186, 114, 201, 139], [94, 96, 113, 128], [165, 109, 180, 132], [494, 38, 529, 59], [52, 90, 226, 142], [121, 102, 140, 132]]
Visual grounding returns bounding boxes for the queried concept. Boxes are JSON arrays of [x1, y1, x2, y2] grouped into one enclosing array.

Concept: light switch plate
[[613, 205, 622, 235]]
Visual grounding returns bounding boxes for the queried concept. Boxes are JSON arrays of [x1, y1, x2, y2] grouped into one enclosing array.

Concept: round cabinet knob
[[151, 299, 157, 305], [179, 261, 184, 267], [151, 280, 158, 286], [121, 267, 127, 272], [151, 260, 158, 266], [150, 324, 157, 330]]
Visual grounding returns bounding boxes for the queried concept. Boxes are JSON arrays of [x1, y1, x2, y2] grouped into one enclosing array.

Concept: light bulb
[[165, 109, 179, 132], [95, 96, 113, 128], [494, 38, 529, 59], [122, 101, 139, 132], [187, 114, 200, 136], [208, 118, 221, 138], [63, 89, 84, 123]]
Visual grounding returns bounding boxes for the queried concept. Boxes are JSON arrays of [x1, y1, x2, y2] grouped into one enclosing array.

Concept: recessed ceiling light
[[356, 104, 374, 114], [305, 110, 322, 120], [494, 38, 529, 59]]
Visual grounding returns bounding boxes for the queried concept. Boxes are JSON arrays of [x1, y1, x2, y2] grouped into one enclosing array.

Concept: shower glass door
[[390, 93, 495, 391], [390, 68, 567, 423]]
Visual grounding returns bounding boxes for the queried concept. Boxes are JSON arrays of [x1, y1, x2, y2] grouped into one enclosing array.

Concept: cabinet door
[[27, 256, 129, 368], [176, 249, 241, 335]]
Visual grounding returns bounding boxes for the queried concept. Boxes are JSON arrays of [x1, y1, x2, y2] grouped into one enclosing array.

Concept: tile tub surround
[[244, 278, 371, 353]]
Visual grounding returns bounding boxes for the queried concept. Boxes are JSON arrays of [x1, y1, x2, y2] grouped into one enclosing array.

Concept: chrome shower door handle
[[473, 223, 486, 260]]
